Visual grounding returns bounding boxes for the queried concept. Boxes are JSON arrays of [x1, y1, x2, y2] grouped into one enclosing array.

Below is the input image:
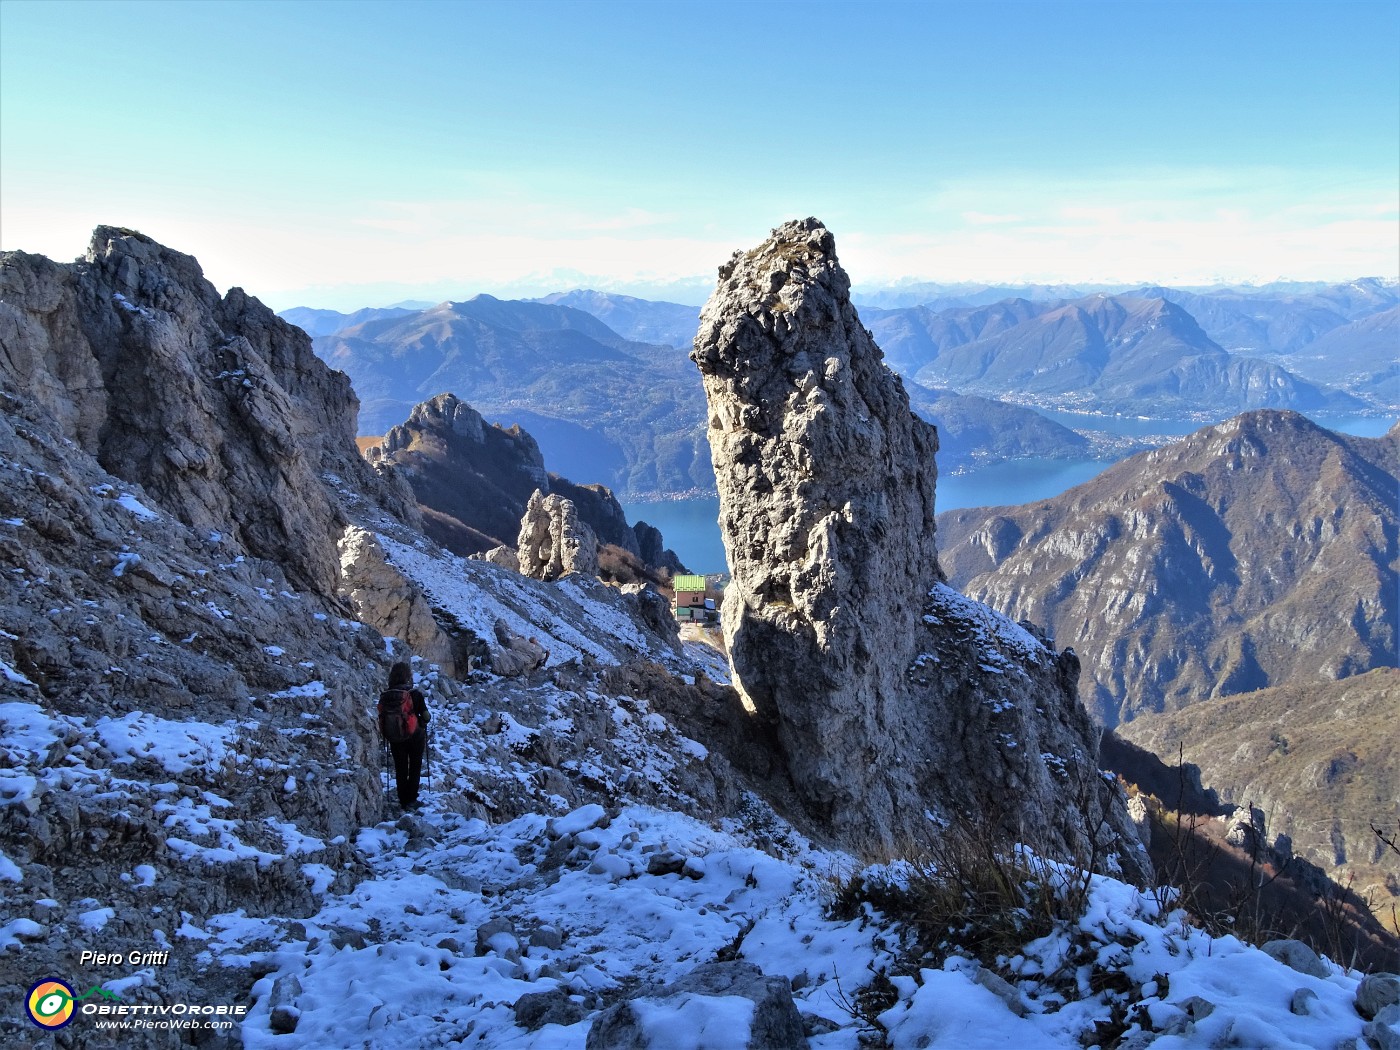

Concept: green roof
[[673, 574, 707, 592]]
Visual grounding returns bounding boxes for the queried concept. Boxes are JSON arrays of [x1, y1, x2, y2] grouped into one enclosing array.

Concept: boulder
[[337, 526, 456, 674], [491, 619, 549, 677], [1358, 974, 1400, 1021], [1261, 938, 1329, 980], [482, 545, 521, 571], [515, 989, 588, 1032]]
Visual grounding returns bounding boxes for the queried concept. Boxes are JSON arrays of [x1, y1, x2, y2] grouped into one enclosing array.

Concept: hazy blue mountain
[[533, 290, 700, 349], [1132, 279, 1399, 356], [314, 295, 713, 496], [864, 299, 1048, 373], [1275, 305, 1400, 406], [279, 304, 419, 337], [878, 294, 1360, 417]]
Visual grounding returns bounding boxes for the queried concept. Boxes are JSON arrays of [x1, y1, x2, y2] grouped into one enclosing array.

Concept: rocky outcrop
[[366, 393, 550, 555], [0, 227, 417, 600], [337, 526, 458, 673], [692, 219, 1146, 877], [633, 519, 688, 575], [517, 490, 600, 580], [365, 392, 686, 574]]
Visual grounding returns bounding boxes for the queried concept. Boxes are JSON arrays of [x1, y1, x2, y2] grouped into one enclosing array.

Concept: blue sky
[[2, 0, 1396, 309]]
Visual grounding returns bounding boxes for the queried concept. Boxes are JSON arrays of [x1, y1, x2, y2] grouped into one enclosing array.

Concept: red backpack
[[378, 689, 419, 743]]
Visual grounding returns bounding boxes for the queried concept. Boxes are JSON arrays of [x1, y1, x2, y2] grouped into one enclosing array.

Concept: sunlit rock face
[[0, 225, 417, 599], [517, 490, 600, 581], [693, 219, 1148, 880]]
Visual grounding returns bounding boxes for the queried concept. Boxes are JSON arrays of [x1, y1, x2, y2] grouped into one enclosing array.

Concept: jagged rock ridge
[[0, 228, 705, 1045], [692, 218, 1146, 876], [365, 392, 686, 576], [0, 227, 419, 597]]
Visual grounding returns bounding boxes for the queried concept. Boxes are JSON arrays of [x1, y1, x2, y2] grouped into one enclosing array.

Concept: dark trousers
[[389, 731, 426, 806]]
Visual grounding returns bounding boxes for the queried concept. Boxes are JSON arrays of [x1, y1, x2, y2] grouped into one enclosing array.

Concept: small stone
[[514, 989, 588, 1032], [646, 850, 686, 877], [546, 803, 607, 839], [1291, 987, 1319, 1015], [269, 1004, 301, 1034], [1364, 1018, 1400, 1050], [329, 929, 364, 952], [476, 918, 521, 963], [529, 926, 564, 951], [268, 974, 302, 1034], [973, 968, 1026, 1017], [1178, 996, 1215, 1021]]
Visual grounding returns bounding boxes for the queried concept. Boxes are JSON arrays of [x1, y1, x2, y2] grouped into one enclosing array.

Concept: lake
[[625, 459, 1113, 574], [624, 411, 1397, 575]]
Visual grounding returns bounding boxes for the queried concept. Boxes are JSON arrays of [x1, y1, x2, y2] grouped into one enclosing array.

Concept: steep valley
[[937, 410, 1399, 724]]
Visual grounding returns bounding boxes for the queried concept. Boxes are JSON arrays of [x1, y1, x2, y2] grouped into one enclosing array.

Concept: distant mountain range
[[295, 296, 1112, 498], [868, 294, 1373, 417], [279, 304, 420, 337], [286, 278, 1394, 499], [936, 410, 1399, 725]]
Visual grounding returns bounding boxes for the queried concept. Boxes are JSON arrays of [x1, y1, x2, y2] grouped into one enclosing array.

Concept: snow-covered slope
[[7, 560, 1393, 1047]]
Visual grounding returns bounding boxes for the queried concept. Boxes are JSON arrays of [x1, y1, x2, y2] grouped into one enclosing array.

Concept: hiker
[[378, 661, 430, 810]]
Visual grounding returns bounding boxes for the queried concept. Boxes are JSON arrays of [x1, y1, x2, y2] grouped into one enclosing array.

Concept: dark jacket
[[379, 687, 430, 740]]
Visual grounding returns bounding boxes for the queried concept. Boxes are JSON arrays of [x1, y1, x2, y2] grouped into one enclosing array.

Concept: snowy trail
[[215, 675, 1391, 1049]]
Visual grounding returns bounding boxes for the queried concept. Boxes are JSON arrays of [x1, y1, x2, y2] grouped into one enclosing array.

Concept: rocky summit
[[692, 218, 1146, 877]]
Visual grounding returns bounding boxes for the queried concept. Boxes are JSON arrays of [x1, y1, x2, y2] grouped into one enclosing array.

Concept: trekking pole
[[382, 739, 393, 817]]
